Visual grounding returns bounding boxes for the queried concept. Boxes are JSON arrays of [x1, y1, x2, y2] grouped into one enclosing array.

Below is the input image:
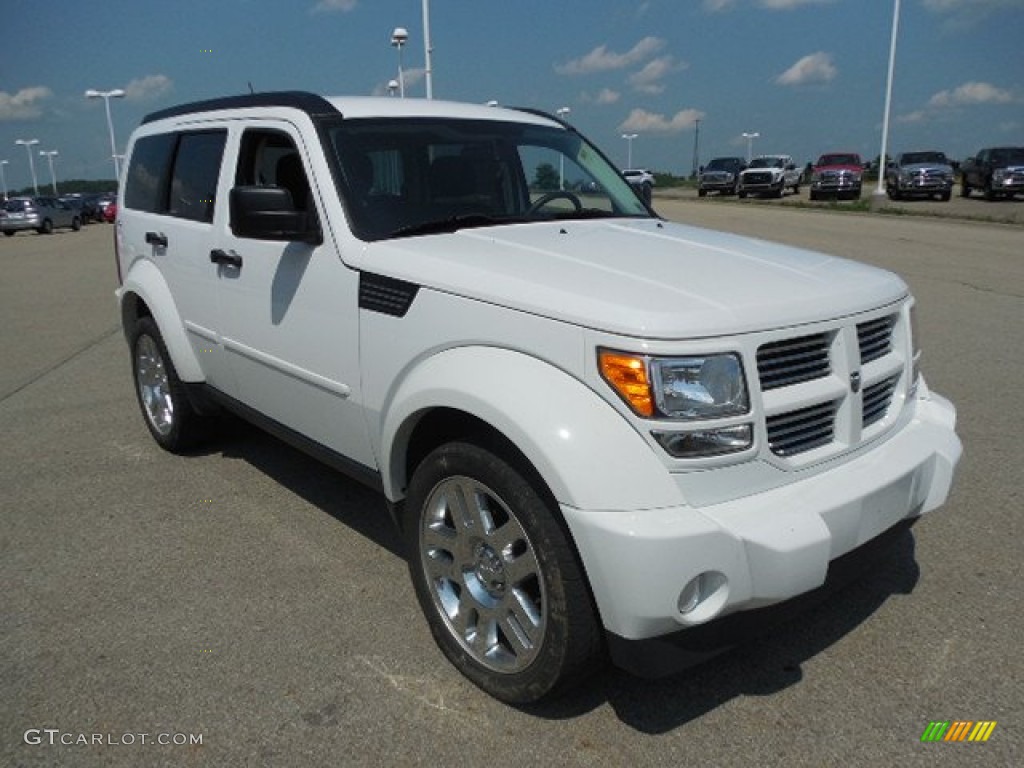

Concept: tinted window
[[124, 134, 176, 213], [168, 131, 226, 223]]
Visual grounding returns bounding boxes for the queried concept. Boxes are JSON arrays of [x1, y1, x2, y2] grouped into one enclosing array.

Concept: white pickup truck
[[738, 154, 801, 198]]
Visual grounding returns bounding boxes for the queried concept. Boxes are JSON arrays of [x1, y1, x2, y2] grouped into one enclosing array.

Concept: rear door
[[120, 128, 235, 390]]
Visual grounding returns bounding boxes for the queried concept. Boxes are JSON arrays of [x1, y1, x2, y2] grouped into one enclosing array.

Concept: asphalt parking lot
[[2, 209, 1022, 767]]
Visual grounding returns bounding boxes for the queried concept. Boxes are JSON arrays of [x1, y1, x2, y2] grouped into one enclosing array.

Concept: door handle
[[210, 249, 243, 268], [145, 231, 168, 247]]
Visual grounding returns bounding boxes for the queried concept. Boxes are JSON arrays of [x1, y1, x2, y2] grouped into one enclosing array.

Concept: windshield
[[321, 117, 651, 240], [900, 151, 948, 166], [991, 148, 1024, 165], [818, 154, 859, 166], [748, 157, 784, 169], [706, 158, 741, 171]]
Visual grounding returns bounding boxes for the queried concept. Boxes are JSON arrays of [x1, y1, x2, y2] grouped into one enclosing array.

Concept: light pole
[[622, 133, 638, 169], [391, 27, 409, 98], [741, 131, 760, 163], [40, 150, 59, 195], [85, 88, 126, 182], [422, 0, 434, 99], [875, 0, 901, 198], [15, 139, 39, 196], [387, 80, 399, 97], [0, 160, 8, 201], [691, 119, 702, 179], [556, 107, 571, 189]]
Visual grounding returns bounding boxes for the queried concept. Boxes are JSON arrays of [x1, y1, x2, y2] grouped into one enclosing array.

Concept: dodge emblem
[[850, 371, 862, 393]]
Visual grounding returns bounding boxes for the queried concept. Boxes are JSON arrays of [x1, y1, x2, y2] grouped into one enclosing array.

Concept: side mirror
[[229, 186, 322, 244]]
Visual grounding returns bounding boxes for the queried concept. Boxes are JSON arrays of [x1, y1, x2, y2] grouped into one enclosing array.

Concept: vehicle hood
[[899, 162, 952, 174], [347, 219, 906, 339]]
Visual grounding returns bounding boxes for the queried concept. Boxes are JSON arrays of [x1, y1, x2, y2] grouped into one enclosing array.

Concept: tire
[[130, 316, 208, 452], [772, 187, 783, 199], [809, 190, 818, 201], [984, 180, 997, 201], [404, 441, 603, 704], [71, 216, 81, 231], [887, 187, 900, 201], [939, 192, 951, 202], [3, 231, 14, 237], [37, 219, 53, 235], [738, 190, 747, 199], [698, 188, 707, 198], [960, 180, 970, 198]]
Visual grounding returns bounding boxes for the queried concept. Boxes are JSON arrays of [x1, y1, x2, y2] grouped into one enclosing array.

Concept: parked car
[[738, 155, 801, 198], [61, 194, 101, 224], [698, 157, 746, 197], [809, 153, 863, 200], [94, 194, 117, 221], [1, 196, 81, 235], [885, 151, 954, 201], [960, 146, 1024, 200], [116, 91, 960, 703], [622, 169, 655, 202], [103, 201, 118, 223]]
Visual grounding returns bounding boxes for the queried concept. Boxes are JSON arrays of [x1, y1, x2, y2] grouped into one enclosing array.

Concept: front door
[[213, 121, 374, 470]]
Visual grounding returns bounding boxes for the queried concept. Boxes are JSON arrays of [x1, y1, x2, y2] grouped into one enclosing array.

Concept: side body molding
[[378, 347, 683, 512], [117, 259, 204, 382]]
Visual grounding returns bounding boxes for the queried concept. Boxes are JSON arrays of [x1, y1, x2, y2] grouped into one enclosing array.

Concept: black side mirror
[[229, 186, 322, 244]]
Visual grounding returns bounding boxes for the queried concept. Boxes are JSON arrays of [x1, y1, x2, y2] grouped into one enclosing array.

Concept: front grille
[[863, 375, 899, 428], [857, 315, 895, 364], [757, 333, 831, 390], [766, 400, 838, 457]]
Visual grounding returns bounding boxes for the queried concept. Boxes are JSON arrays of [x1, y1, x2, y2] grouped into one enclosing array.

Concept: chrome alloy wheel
[[134, 334, 174, 436], [419, 475, 547, 674]]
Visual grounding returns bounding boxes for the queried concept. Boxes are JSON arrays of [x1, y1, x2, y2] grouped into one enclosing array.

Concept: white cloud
[[706, 0, 832, 9], [124, 75, 173, 102], [619, 108, 705, 134], [775, 52, 836, 86], [896, 110, 927, 124], [312, 0, 357, 12], [372, 69, 425, 97], [758, 0, 832, 9], [556, 37, 665, 75], [923, 0, 1022, 11], [928, 81, 1015, 108], [627, 56, 687, 94], [596, 88, 621, 105], [0, 86, 52, 121]]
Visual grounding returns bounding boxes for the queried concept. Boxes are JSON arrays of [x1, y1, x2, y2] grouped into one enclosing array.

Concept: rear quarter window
[[124, 134, 176, 213]]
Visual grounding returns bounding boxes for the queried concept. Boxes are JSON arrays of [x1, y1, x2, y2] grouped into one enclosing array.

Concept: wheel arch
[[379, 346, 683, 514], [118, 260, 204, 382]]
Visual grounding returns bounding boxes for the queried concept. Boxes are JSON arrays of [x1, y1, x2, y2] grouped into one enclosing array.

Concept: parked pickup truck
[[698, 157, 746, 197], [886, 151, 954, 201], [738, 155, 800, 198], [809, 153, 863, 200], [960, 146, 1024, 200]]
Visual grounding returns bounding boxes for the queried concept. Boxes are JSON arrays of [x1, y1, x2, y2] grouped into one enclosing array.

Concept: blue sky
[[2, 0, 1022, 190]]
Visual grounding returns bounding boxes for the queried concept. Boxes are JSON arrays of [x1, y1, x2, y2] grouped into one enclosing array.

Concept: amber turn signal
[[598, 350, 653, 417]]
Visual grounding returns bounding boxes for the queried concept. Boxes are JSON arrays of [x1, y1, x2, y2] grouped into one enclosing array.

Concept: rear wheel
[[960, 179, 970, 198], [404, 441, 603, 703], [37, 219, 53, 235], [130, 317, 207, 452], [71, 216, 81, 231]]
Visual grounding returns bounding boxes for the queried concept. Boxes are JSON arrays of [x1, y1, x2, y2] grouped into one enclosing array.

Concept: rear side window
[[124, 134, 176, 213], [123, 130, 226, 222], [169, 132, 227, 222]]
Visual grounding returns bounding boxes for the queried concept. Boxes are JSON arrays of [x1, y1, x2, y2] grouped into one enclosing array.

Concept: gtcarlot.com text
[[24, 729, 203, 747]]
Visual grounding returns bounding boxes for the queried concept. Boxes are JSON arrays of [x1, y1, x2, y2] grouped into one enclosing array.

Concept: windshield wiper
[[388, 214, 526, 239]]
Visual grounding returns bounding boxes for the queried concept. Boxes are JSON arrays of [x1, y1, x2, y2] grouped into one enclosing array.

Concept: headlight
[[850, 171, 863, 182], [599, 350, 749, 420]]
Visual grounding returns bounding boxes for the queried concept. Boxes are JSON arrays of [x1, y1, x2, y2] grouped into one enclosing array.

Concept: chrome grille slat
[[757, 333, 830, 390], [863, 375, 898, 428], [857, 315, 895, 364], [766, 401, 837, 457]]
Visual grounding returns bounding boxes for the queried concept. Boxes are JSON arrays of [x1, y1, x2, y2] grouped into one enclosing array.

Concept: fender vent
[[359, 273, 419, 317]]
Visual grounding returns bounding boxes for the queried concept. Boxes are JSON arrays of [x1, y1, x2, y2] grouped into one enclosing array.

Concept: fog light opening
[[676, 571, 729, 623]]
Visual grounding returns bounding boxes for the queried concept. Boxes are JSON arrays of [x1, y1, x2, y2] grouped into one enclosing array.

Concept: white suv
[[116, 91, 961, 703]]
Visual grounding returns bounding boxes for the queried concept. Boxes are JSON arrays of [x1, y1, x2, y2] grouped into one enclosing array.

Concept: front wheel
[[37, 219, 53, 235], [404, 441, 603, 703]]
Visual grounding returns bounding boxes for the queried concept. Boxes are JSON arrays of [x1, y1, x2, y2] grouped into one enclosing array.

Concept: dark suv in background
[[960, 147, 1024, 200]]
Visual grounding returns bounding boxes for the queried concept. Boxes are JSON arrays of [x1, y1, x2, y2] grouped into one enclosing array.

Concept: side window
[[168, 131, 227, 223], [124, 134, 175, 213], [235, 129, 311, 211]]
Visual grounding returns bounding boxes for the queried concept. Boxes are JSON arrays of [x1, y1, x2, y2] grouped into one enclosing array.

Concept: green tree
[[533, 163, 559, 191]]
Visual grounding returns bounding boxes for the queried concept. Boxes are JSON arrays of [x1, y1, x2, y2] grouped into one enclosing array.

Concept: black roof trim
[[142, 91, 340, 124]]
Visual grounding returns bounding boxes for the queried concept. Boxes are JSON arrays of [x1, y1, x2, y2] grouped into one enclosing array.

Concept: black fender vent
[[359, 273, 419, 317]]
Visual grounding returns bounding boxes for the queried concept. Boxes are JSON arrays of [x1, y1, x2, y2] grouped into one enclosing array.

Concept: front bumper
[[561, 388, 960, 649]]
